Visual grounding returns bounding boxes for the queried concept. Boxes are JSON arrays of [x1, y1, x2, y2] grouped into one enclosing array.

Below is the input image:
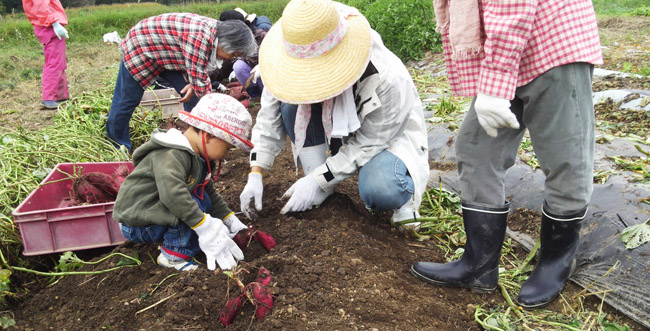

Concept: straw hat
[[178, 93, 254, 152], [259, 0, 371, 104]]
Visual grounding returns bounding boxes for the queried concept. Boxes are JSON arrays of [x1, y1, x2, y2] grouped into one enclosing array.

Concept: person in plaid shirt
[[411, 0, 603, 309], [106, 13, 257, 151]]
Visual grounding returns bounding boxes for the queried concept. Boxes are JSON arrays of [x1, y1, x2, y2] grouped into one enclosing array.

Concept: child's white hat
[[178, 93, 254, 152]]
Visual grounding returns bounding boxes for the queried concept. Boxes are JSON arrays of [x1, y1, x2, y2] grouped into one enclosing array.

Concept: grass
[[0, 1, 290, 47], [592, 0, 650, 16]]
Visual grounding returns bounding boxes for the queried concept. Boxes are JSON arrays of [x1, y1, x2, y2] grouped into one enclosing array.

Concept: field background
[[0, 0, 649, 329]]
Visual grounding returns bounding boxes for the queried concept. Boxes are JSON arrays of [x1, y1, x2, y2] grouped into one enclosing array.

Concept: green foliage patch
[[344, 0, 441, 60], [592, 0, 650, 15]]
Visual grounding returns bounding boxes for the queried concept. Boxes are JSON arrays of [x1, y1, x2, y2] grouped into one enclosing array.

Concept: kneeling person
[[113, 93, 254, 271], [239, 0, 429, 230]]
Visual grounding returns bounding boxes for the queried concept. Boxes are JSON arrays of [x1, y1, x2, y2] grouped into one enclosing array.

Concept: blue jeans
[[359, 150, 414, 211], [120, 222, 200, 261], [281, 103, 413, 211], [106, 60, 199, 151]]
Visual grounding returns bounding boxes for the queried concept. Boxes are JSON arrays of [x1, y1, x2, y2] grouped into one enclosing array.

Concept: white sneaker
[[157, 253, 199, 271], [391, 200, 421, 232]]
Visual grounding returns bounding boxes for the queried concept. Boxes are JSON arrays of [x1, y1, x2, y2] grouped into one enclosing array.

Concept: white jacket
[[250, 31, 430, 207]]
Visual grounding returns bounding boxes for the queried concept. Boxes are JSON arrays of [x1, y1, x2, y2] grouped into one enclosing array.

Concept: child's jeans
[[120, 222, 201, 262]]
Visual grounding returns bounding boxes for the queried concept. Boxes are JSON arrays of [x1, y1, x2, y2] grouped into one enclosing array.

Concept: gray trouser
[[455, 63, 595, 217]]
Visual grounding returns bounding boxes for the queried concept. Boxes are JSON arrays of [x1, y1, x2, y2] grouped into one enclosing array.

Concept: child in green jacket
[[113, 93, 253, 271]]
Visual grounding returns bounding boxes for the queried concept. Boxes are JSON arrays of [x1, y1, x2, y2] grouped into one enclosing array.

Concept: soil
[[3, 15, 650, 331], [6, 105, 645, 330]]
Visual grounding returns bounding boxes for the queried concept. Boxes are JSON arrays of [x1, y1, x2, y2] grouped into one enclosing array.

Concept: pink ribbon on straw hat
[[286, 4, 361, 167]]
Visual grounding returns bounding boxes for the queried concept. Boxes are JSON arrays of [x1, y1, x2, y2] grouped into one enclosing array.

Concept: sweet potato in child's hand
[[255, 230, 277, 252], [232, 227, 277, 252]]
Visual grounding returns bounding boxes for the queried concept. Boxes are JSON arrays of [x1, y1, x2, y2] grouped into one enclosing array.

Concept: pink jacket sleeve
[[478, 0, 537, 99], [22, 0, 68, 27]]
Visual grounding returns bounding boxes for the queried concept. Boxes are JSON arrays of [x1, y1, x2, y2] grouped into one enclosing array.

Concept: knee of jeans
[[359, 175, 411, 211]]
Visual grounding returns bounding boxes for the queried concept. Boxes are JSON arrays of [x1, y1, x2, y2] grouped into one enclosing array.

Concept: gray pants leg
[[456, 63, 595, 215]]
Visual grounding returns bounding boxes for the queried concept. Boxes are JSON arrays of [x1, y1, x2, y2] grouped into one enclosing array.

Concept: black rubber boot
[[410, 201, 509, 292], [517, 206, 585, 309]]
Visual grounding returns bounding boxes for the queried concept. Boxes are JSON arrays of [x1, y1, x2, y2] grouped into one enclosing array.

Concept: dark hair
[[219, 10, 245, 22]]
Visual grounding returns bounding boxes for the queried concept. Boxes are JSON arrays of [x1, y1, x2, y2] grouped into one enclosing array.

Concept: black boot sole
[[410, 266, 496, 294], [518, 293, 558, 310]]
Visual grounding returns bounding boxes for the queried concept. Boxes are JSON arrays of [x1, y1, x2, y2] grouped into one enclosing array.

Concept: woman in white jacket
[[239, 0, 429, 230]]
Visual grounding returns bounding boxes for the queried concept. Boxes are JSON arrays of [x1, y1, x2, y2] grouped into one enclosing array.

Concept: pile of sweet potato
[[69, 164, 131, 206]]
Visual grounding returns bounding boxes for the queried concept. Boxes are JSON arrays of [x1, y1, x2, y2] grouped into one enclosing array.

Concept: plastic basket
[[12, 162, 133, 256], [140, 88, 183, 117]]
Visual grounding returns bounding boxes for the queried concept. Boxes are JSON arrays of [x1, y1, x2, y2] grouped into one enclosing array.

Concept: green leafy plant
[[518, 137, 540, 170], [343, 0, 441, 61], [620, 218, 650, 250]]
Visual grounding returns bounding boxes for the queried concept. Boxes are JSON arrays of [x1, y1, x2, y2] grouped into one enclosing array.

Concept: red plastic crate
[[12, 162, 133, 256]]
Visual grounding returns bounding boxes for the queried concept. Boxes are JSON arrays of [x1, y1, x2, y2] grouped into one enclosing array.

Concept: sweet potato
[[251, 282, 273, 320], [81, 172, 118, 198], [233, 232, 250, 250], [72, 178, 113, 204], [113, 164, 131, 189], [256, 267, 271, 287], [233, 228, 277, 252], [218, 293, 245, 327], [240, 99, 251, 108], [255, 231, 277, 252]]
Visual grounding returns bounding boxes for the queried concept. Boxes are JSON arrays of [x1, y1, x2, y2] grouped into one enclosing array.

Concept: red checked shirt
[[442, 0, 603, 100], [120, 13, 217, 98]]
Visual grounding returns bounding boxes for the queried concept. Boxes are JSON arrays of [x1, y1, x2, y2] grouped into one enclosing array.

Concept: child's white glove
[[474, 93, 519, 137], [192, 214, 244, 270], [223, 213, 248, 238], [228, 71, 237, 82]]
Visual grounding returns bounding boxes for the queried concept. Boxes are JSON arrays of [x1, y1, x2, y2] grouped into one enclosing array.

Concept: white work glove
[[281, 174, 324, 214], [240, 172, 263, 219], [223, 213, 248, 238], [228, 70, 237, 82], [52, 21, 69, 40], [216, 83, 229, 93], [192, 214, 244, 270], [250, 65, 261, 84], [474, 92, 520, 137]]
